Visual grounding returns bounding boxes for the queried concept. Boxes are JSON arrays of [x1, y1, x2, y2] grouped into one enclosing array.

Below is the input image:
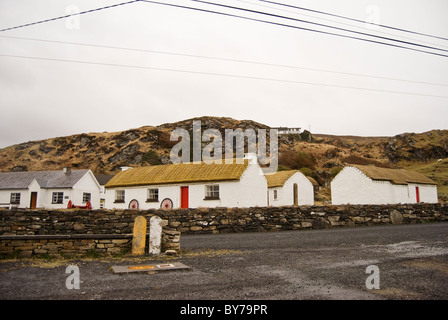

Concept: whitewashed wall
[[0, 171, 102, 209], [268, 172, 314, 206], [331, 166, 438, 205], [105, 162, 268, 210], [72, 171, 101, 209], [407, 183, 438, 204], [0, 189, 25, 208]]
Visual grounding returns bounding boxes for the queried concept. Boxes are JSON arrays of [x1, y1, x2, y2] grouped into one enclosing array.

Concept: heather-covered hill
[[1, 116, 446, 201]]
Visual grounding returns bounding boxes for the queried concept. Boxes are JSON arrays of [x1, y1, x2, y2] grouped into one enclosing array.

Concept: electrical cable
[[2, 34, 447, 88], [1, 53, 447, 99], [184, 0, 448, 54], [236, 0, 448, 50], [2, 0, 446, 57], [138, 0, 448, 58], [259, 0, 448, 42], [0, 0, 141, 32]]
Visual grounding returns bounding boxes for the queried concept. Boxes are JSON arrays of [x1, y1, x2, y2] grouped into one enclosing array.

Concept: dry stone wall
[[0, 203, 447, 257]]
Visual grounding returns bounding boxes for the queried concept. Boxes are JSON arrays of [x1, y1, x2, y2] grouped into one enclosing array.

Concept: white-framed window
[[273, 189, 278, 200], [83, 192, 91, 203], [205, 184, 220, 200], [147, 188, 159, 202], [115, 190, 125, 203], [10, 193, 21, 204], [52, 192, 64, 204]]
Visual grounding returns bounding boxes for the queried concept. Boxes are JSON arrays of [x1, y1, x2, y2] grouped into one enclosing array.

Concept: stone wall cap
[[0, 234, 133, 240]]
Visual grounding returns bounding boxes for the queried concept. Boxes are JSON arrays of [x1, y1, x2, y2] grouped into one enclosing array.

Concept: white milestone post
[[149, 215, 162, 255]]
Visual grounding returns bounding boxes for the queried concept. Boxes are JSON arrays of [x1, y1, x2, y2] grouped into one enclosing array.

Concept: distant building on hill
[[331, 164, 438, 205], [272, 127, 301, 135]]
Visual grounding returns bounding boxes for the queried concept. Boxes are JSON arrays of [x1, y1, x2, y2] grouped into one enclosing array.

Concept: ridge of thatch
[[265, 170, 301, 188], [105, 161, 250, 188], [351, 164, 436, 185]]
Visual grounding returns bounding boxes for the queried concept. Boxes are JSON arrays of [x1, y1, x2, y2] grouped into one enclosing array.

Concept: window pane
[[10, 193, 21, 204], [147, 188, 159, 200], [115, 190, 125, 202], [206, 185, 219, 198], [52, 192, 63, 204], [83, 193, 91, 203]]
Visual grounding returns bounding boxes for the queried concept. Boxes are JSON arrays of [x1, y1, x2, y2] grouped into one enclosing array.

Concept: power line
[[2, 34, 447, 88], [2, 0, 447, 58], [0, 0, 140, 32], [237, 0, 448, 50], [1, 53, 447, 99], [138, 0, 448, 58], [260, 0, 448, 42], [184, 0, 448, 54]]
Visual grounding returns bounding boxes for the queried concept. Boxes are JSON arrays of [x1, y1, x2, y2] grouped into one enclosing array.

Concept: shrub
[[142, 150, 162, 165], [330, 166, 342, 177], [279, 151, 317, 170], [299, 167, 313, 176]]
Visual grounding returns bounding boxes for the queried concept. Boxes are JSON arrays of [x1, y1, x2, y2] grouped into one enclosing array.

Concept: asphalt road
[[1, 223, 447, 301]]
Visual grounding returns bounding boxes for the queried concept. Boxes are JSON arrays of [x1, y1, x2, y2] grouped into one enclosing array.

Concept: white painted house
[[266, 170, 314, 206], [105, 155, 268, 210], [272, 127, 301, 135], [94, 174, 115, 209], [0, 168, 102, 209], [331, 164, 438, 205]]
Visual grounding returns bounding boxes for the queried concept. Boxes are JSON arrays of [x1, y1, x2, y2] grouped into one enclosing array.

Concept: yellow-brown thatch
[[265, 170, 301, 188], [351, 164, 436, 185], [307, 176, 319, 186], [105, 161, 249, 188]]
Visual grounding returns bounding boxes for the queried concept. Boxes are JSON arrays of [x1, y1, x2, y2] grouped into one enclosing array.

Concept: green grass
[[400, 158, 448, 201]]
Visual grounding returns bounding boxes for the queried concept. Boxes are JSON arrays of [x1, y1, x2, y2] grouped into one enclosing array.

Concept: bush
[[279, 151, 317, 170], [142, 150, 162, 165], [330, 166, 342, 177], [299, 167, 313, 176], [340, 155, 390, 168]]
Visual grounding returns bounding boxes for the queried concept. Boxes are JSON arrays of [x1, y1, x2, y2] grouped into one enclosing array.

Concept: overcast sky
[[0, 0, 447, 148]]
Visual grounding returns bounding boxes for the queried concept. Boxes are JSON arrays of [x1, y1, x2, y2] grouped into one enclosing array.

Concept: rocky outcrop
[[385, 131, 448, 163]]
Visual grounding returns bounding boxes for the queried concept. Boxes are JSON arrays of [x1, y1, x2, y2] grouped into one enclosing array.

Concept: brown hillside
[[0, 117, 446, 201]]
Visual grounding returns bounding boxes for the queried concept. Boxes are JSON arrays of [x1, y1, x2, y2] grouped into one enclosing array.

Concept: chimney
[[63, 167, 71, 174]]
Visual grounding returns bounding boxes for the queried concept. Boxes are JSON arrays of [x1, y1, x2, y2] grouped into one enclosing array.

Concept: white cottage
[[331, 164, 438, 205], [94, 174, 115, 209], [266, 170, 314, 206], [104, 156, 268, 210], [0, 168, 102, 209]]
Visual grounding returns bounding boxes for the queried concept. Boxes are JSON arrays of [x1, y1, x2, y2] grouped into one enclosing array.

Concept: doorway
[[293, 183, 298, 206], [415, 186, 420, 203], [30, 192, 37, 209], [181, 186, 189, 209]]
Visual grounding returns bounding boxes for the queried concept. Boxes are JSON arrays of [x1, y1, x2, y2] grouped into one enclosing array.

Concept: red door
[[181, 186, 189, 209], [415, 187, 420, 203]]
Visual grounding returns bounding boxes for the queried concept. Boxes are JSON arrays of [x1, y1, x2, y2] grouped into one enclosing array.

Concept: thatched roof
[[265, 170, 301, 188], [307, 176, 319, 186], [105, 161, 250, 188], [351, 164, 436, 185]]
